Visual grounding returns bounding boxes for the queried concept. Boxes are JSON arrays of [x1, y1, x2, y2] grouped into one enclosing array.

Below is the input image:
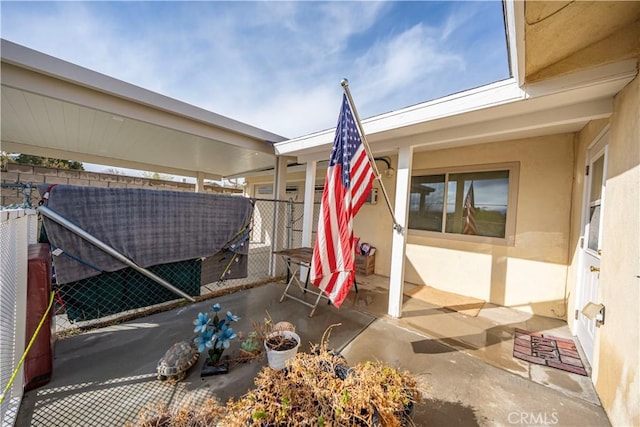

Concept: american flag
[[310, 94, 375, 307], [463, 181, 477, 235]]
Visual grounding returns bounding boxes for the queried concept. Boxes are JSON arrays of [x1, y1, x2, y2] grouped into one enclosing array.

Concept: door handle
[[590, 266, 600, 272]]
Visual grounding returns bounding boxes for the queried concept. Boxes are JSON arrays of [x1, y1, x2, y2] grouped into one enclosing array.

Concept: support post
[[388, 146, 413, 318], [195, 172, 205, 193], [269, 156, 289, 277], [300, 161, 317, 282]]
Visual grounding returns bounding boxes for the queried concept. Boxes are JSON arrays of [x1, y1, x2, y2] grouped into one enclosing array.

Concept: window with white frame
[[408, 162, 519, 244]]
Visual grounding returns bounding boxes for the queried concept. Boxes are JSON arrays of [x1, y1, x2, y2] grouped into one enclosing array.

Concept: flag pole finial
[[341, 78, 349, 88]]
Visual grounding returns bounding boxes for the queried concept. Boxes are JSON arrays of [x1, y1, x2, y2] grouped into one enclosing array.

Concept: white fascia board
[[390, 62, 634, 140], [276, 78, 524, 156], [363, 78, 522, 133], [273, 127, 336, 156], [523, 59, 638, 98], [0, 39, 286, 144], [297, 151, 333, 164], [373, 97, 613, 153], [277, 58, 637, 159]]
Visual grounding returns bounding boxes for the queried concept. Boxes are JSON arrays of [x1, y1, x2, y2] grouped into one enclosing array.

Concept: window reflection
[[409, 169, 510, 238]]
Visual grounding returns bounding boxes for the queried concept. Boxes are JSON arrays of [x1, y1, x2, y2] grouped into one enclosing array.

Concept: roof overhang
[[275, 58, 637, 163], [274, 1, 639, 163], [1, 39, 286, 180]]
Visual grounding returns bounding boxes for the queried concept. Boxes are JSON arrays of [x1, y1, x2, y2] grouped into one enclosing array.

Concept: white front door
[[575, 131, 608, 364]]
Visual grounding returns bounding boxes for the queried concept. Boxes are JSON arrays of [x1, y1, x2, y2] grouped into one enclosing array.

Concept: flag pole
[[341, 78, 403, 233]]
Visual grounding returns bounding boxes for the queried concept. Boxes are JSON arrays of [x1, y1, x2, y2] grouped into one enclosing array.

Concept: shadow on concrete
[[416, 398, 484, 426], [16, 283, 375, 426]]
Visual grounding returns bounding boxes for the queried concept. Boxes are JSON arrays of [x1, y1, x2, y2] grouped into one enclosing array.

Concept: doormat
[[404, 284, 485, 317], [513, 328, 587, 376]]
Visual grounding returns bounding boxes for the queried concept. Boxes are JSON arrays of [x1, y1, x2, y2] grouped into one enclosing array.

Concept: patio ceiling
[[1, 39, 286, 180]]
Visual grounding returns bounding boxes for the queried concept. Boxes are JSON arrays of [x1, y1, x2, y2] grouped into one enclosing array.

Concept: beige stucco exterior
[[586, 76, 638, 426], [246, 170, 316, 201], [360, 76, 640, 425], [554, 76, 640, 426], [261, 77, 639, 425], [524, 5, 639, 422], [351, 135, 574, 319]]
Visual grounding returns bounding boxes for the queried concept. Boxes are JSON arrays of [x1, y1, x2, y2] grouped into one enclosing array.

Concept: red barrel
[[24, 243, 55, 391]]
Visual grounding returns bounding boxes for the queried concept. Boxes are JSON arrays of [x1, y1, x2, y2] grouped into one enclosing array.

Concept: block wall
[[0, 163, 241, 207]]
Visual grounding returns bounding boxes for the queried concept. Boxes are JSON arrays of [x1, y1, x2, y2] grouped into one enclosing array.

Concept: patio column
[[388, 145, 413, 318], [270, 156, 289, 277], [274, 156, 288, 201], [300, 161, 317, 281], [301, 161, 317, 248], [195, 171, 205, 193]]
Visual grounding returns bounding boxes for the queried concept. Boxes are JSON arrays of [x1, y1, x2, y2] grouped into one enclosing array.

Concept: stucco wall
[[246, 170, 318, 200], [400, 134, 575, 317], [593, 76, 639, 426], [351, 167, 397, 273]]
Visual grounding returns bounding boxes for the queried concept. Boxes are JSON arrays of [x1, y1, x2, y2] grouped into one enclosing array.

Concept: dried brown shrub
[[128, 398, 225, 427], [130, 326, 421, 427], [219, 330, 420, 426]]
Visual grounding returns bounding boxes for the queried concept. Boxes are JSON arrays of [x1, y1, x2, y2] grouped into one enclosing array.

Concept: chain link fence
[[1, 199, 324, 426], [50, 198, 320, 336]]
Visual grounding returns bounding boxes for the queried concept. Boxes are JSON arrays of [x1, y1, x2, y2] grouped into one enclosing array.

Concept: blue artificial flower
[[193, 312, 210, 334], [215, 324, 237, 349], [192, 302, 240, 359], [226, 311, 240, 322], [194, 329, 215, 353]]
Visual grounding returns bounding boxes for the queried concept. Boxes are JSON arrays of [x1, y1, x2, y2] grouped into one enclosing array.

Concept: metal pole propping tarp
[[38, 205, 196, 302]]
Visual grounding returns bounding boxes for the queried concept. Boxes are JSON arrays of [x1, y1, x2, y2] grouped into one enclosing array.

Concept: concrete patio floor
[[342, 275, 609, 426], [16, 276, 610, 426]]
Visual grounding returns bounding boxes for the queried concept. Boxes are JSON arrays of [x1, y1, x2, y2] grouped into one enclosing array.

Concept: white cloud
[[1, 1, 509, 138], [440, 3, 480, 42], [354, 23, 464, 108]]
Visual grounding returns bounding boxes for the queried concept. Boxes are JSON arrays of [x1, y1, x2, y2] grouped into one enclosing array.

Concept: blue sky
[[1, 1, 509, 140]]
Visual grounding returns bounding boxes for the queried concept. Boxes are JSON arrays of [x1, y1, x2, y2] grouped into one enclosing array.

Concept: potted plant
[[193, 303, 240, 376], [259, 319, 300, 370]]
